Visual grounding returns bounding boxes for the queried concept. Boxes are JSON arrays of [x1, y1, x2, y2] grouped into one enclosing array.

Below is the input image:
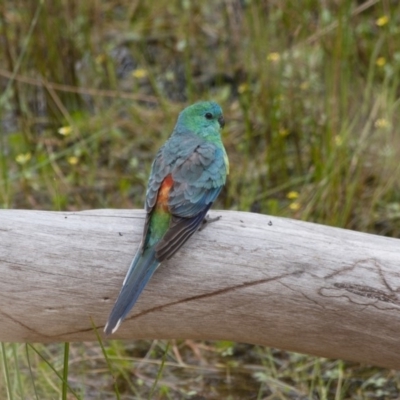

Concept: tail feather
[[104, 248, 160, 335]]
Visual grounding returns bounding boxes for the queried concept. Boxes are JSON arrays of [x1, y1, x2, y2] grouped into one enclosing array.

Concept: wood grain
[[1, 209, 399, 369]]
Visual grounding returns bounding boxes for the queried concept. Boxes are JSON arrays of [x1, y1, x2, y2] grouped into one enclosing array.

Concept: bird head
[[175, 101, 225, 138]]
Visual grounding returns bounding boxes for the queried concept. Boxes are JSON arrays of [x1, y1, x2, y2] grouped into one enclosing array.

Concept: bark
[[1, 209, 399, 369]]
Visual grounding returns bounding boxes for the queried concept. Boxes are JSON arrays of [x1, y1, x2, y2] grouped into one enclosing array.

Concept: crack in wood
[[128, 269, 305, 321], [334, 283, 400, 305], [1, 309, 45, 337]]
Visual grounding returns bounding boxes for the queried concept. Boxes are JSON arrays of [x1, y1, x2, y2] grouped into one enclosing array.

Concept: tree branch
[[1, 209, 399, 369]]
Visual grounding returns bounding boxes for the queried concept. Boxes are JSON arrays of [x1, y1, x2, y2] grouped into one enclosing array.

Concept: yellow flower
[[300, 81, 309, 90], [376, 57, 386, 67], [267, 52, 280, 62], [58, 126, 72, 136], [376, 16, 389, 27], [15, 152, 31, 165], [132, 69, 148, 79], [238, 83, 249, 94], [67, 156, 79, 165], [95, 54, 106, 64], [334, 135, 343, 146], [279, 128, 289, 137], [375, 118, 389, 129], [289, 202, 301, 211], [287, 191, 299, 200]]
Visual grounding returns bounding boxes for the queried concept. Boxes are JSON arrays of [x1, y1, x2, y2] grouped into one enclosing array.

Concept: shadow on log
[[1, 209, 399, 369]]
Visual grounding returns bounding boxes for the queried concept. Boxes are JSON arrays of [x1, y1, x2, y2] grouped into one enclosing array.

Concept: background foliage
[[1, 0, 400, 398]]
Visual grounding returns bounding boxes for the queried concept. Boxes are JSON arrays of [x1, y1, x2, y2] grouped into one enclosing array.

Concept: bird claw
[[198, 214, 221, 231]]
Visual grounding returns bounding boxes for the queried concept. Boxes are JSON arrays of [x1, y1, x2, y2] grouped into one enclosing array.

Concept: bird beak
[[218, 116, 225, 128]]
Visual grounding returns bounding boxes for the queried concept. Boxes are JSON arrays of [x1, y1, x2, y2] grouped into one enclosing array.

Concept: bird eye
[[205, 112, 213, 120]]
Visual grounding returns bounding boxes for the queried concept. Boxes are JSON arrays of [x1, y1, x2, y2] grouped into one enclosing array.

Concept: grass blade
[[90, 318, 121, 400], [62, 343, 70, 400], [1, 343, 13, 400], [148, 341, 170, 400], [27, 344, 81, 400]]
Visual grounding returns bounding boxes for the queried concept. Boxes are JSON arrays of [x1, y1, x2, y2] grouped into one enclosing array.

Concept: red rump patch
[[157, 174, 174, 211]]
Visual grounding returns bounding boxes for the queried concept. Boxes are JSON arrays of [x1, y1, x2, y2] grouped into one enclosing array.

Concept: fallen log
[[0, 209, 399, 369]]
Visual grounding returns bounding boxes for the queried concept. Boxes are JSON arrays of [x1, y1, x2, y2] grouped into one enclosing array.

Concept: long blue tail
[[104, 248, 160, 335]]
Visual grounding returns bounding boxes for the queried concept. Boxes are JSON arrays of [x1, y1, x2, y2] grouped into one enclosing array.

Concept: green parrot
[[104, 101, 229, 335]]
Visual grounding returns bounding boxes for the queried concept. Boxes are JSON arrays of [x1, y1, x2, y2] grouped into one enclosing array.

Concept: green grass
[[1, 0, 400, 398]]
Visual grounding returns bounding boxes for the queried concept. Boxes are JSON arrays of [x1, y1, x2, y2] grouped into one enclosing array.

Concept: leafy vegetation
[[1, 0, 400, 398]]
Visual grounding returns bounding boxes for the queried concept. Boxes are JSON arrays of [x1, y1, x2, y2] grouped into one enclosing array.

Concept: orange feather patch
[[156, 174, 174, 211]]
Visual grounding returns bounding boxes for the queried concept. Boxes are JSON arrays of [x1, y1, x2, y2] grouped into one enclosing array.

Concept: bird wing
[[140, 139, 186, 250], [154, 142, 226, 261]]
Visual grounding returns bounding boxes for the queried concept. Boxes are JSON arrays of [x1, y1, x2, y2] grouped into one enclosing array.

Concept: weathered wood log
[[1, 209, 399, 369]]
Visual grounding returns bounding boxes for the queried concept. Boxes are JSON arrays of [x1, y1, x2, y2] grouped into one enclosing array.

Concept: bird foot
[[198, 214, 221, 231]]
